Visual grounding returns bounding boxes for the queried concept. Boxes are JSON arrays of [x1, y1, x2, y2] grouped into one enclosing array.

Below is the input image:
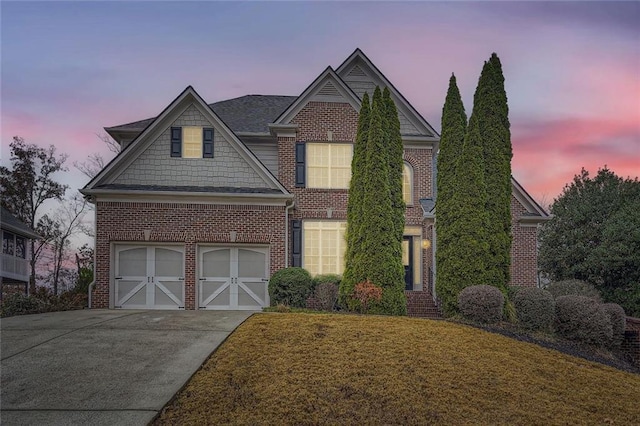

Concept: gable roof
[[272, 66, 362, 126], [511, 177, 550, 220], [1, 207, 40, 239], [83, 86, 291, 199], [336, 48, 439, 139], [105, 95, 297, 138]]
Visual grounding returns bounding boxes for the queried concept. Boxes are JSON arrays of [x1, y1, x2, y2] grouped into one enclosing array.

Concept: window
[[307, 143, 352, 189], [403, 162, 413, 205], [15, 236, 26, 259], [303, 221, 347, 275], [2, 231, 15, 256], [170, 127, 214, 158]]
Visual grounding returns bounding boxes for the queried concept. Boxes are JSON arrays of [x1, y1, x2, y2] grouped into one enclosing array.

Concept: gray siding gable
[[113, 104, 270, 189]]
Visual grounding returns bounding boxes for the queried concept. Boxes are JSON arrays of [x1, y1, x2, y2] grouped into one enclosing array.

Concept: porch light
[[422, 239, 431, 250]]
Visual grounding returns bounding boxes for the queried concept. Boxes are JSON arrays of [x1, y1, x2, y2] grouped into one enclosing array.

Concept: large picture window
[[307, 143, 352, 189], [303, 221, 347, 275]]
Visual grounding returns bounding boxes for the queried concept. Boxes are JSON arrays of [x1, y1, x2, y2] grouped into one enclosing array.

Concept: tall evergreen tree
[[478, 54, 512, 292], [440, 106, 492, 315], [358, 87, 406, 315], [435, 75, 468, 313], [383, 87, 406, 246], [341, 93, 371, 303]]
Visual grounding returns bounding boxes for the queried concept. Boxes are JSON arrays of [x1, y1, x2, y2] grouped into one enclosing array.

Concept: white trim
[[336, 49, 439, 138], [511, 177, 550, 218]]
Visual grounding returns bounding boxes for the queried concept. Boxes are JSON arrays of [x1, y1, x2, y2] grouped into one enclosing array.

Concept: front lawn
[[156, 313, 640, 425]]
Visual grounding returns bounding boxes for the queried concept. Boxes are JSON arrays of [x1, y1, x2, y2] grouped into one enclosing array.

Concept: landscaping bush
[[0, 293, 46, 317], [458, 285, 504, 324], [268, 267, 313, 308], [546, 279, 602, 302], [555, 295, 612, 346], [312, 274, 341, 289], [601, 303, 626, 348], [313, 282, 339, 311], [513, 287, 555, 331], [353, 281, 383, 314]]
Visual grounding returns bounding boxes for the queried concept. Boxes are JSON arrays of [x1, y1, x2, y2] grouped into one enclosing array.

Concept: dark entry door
[[402, 237, 413, 290]]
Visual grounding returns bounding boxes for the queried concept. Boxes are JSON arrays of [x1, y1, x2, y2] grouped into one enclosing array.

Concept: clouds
[[1, 1, 638, 205]]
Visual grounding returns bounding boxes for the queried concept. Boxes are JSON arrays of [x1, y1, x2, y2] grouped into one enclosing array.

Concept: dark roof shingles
[[95, 184, 283, 194], [106, 95, 296, 135]]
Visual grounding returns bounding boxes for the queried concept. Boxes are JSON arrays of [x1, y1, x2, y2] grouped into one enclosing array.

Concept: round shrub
[[601, 303, 626, 347], [458, 285, 504, 324], [546, 279, 602, 302], [268, 267, 313, 308], [513, 287, 555, 331], [554, 295, 612, 346]]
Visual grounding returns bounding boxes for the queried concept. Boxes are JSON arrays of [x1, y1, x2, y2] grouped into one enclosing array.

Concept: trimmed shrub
[[0, 293, 46, 317], [513, 288, 555, 331], [312, 274, 341, 289], [555, 295, 612, 346], [546, 279, 602, 302], [601, 303, 626, 347], [458, 285, 504, 324], [268, 267, 313, 308], [313, 282, 339, 311]]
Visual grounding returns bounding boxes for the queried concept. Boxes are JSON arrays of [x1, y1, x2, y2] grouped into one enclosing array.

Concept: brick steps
[[405, 291, 441, 319]]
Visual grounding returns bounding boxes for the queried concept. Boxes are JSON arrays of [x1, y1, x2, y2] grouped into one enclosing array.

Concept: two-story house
[[1, 207, 40, 300], [81, 49, 549, 311]]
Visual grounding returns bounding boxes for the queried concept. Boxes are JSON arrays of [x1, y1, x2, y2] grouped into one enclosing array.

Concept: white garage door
[[114, 245, 185, 309], [199, 246, 269, 310]]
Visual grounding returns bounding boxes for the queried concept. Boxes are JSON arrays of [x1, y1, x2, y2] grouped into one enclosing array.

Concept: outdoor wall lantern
[[422, 239, 431, 250]]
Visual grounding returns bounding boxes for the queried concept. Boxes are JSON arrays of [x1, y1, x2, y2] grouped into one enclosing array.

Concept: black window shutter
[[203, 128, 214, 158], [291, 219, 302, 267], [170, 127, 182, 157], [295, 142, 306, 187]]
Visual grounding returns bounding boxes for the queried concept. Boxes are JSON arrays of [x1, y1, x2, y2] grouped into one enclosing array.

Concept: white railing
[[1, 253, 29, 281]]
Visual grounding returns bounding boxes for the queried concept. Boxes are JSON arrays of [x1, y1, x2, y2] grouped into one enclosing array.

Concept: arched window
[[402, 162, 413, 205]]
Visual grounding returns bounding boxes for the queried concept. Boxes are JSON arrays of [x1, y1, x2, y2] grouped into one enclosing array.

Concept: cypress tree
[[435, 74, 468, 314], [341, 93, 371, 304], [476, 54, 512, 293], [440, 103, 491, 315], [359, 87, 406, 315], [383, 87, 406, 246]]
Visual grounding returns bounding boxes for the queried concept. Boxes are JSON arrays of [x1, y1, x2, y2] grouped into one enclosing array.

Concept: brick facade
[[509, 196, 540, 287], [92, 201, 286, 309]]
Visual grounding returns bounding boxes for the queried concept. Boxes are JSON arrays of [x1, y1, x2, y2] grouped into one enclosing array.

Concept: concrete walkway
[[1, 309, 254, 425]]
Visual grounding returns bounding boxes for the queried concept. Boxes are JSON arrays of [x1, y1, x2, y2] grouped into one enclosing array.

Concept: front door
[[402, 237, 413, 290]]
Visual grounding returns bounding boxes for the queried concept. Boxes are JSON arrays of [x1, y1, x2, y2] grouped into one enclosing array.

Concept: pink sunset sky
[[1, 1, 638, 208]]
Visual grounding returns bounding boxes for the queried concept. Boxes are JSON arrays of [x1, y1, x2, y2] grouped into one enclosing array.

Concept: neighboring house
[[1, 207, 40, 300], [81, 49, 549, 311]]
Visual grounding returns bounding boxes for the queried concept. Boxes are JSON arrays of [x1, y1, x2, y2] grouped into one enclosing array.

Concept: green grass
[[156, 313, 640, 425]]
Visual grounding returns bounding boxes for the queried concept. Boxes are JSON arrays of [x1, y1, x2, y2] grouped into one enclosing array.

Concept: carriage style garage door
[[114, 245, 185, 309], [199, 246, 269, 310]]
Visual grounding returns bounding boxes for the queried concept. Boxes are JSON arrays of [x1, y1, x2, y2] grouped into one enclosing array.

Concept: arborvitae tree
[[440, 107, 492, 315], [478, 54, 512, 292], [341, 93, 371, 304], [435, 74, 468, 313], [383, 87, 406, 246], [359, 87, 406, 315]]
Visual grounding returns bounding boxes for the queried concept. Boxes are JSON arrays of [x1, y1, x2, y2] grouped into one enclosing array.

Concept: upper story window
[[171, 127, 214, 158], [403, 162, 413, 205], [2, 231, 25, 259], [307, 143, 352, 189]]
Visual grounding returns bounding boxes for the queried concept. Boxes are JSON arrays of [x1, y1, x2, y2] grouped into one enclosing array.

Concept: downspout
[[87, 198, 97, 309], [284, 200, 295, 268]]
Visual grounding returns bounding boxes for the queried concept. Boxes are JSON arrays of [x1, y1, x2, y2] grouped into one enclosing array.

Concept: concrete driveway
[[1, 309, 254, 425]]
